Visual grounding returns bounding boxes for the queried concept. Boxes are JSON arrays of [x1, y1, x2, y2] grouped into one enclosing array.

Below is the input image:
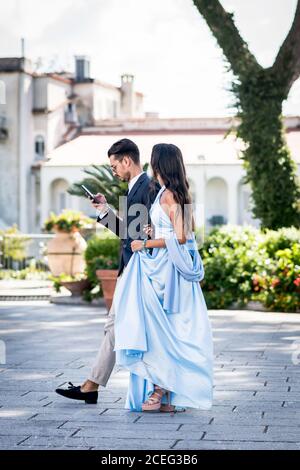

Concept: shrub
[[256, 228, 300, 312], [200, 225, 300, 312], [84, 230, 120, 300], [0, 266, 49, 281], [200, 225, 264, 308], [261, 227, 300, 257], [0, 225, 30, 261]]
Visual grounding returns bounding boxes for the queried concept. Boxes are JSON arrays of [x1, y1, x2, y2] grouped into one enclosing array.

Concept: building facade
[[40, 117, 300, 234], [0, 55, 299, 234], [0, 56, 144, 232]]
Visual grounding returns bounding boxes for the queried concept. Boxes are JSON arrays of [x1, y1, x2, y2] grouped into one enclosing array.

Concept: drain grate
[[0, 295, 50, 301]]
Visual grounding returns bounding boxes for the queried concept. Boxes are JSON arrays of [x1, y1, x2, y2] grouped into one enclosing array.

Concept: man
[[56, 138, 160, 404]]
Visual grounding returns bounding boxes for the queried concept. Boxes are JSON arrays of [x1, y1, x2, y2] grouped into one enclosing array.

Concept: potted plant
[[207, 215, 227, 227], [84, 232, 120, 311], [50, 272, 91, 297], [95, 256, 120, 311], [43, 210, 94, 277]]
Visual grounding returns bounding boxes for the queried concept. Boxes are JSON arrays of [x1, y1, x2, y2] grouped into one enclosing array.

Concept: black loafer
[[55, 382, 98, 404]]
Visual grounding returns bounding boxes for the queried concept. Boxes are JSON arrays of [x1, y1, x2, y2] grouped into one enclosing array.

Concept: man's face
[[109, 155, 131, 182]]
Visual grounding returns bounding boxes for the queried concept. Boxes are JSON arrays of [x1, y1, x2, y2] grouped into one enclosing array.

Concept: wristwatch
[[142, 239, 148, 250]]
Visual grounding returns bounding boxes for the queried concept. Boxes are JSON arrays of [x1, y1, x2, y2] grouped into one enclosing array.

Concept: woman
[[112, 143, 214, 413]]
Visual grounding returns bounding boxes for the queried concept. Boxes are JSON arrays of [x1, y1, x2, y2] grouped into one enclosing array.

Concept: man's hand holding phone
[[81, 185, 109, 215], [92, 193, 109, 213]]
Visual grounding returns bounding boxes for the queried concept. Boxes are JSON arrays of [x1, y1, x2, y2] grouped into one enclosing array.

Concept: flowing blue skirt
[[113, 246, 214, 411]]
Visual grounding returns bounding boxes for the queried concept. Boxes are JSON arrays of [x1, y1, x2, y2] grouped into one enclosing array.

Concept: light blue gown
[[113, 185, 214, 412]]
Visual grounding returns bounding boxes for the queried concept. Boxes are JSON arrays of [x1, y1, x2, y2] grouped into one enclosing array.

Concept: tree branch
[[192, 0, 260, 77], [272, 0, 300, 95]]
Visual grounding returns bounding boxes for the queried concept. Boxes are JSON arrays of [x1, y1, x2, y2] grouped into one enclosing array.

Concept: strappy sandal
[[160, 403, 186, 413], [160, 403, 176, 412], [142, 385, 169, 413]]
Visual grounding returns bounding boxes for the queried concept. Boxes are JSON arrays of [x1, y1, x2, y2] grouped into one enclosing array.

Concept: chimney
[[75, 55, 91, 82], [0, 57, 33, 74], [120, 74, 135, 118]]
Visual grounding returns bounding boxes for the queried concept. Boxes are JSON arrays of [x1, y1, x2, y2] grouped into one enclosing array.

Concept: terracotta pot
[[96, 269, 119, 311], [60, 279, 90, 297], [46, 229, 87, 276]]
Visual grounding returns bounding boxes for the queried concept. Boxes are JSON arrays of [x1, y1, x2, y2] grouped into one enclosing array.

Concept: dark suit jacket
[[97, 173, 161, 276]]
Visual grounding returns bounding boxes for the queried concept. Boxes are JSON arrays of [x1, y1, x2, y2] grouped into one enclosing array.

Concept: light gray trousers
[[88, 268, 125, 386]]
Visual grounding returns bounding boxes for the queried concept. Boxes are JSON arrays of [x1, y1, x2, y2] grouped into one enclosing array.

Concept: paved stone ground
[[0, 300, 300, 450], [0, 280, 104, 306], [0, 280, 54, 301]]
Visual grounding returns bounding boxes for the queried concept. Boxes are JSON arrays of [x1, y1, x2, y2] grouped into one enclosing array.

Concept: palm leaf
[[67, 162, 150, 212]]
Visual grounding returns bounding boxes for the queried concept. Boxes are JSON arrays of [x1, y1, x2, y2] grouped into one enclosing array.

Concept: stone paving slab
[[18, 436, 177, 450], [0, 280, 105, 306], [173, 440, 300, 450], [0, 301, 300, 450]]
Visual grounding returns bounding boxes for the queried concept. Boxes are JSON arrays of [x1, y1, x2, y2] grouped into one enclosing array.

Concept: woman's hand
[[143, 224, 154, 237], [131, 240, 144, 252]]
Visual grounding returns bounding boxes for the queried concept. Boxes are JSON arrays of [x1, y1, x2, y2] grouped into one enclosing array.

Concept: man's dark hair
[[108, 138, 140, 164]]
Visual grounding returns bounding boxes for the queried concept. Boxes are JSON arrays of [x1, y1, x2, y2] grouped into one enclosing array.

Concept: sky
[[0, 0, 299, 117]]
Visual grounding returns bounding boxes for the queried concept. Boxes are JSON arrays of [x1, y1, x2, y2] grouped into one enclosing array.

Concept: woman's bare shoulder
[[161, 189, 175, 205]]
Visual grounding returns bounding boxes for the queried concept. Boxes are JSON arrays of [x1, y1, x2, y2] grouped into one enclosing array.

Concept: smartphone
[[81, 185, 100, 203]]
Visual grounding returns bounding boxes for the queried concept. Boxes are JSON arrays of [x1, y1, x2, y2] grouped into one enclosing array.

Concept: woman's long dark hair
[[150, 143, 195, 235]]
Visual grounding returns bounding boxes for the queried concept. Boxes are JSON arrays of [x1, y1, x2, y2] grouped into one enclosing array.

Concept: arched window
[[50, 179, 70, 213], [35, 135, 45, 160], [205, 177, 228, 228]]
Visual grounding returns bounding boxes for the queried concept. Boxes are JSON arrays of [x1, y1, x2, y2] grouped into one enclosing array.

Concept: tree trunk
[[234, 69, 300, 228], [192, 0, 300, 228]]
